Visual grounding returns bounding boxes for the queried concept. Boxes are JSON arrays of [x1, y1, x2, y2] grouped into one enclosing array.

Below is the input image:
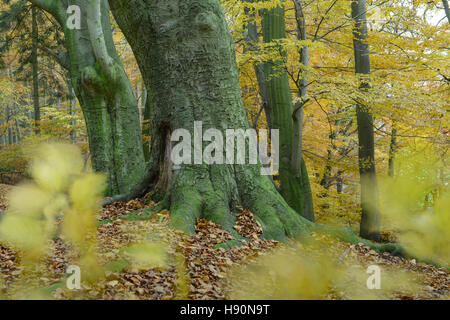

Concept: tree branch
[[86, 0, 116, 81], [442, 0, 450, 23], [27, 0, 63, 24], [37, 44, 70, 70], [312, 0, 338, 40]]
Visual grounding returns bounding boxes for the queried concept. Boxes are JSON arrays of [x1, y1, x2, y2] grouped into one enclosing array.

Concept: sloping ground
[[0, 193, 448, 300]]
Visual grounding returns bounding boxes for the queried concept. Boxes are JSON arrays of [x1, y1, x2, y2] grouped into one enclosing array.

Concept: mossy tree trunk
[[351, 0, 381, 241], [67, 79, 77, 144], [31, 5, 40, 134], [244, 3, 271, 130], [29, 0, 145, 195], [104, 0, 408, 260], [261, 4, 314, 221], [108, 0, 315, 241]]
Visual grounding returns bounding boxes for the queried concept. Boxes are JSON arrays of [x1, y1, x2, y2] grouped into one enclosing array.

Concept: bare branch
[[37, 44, 70, 70], [312, 0, 338, 40]]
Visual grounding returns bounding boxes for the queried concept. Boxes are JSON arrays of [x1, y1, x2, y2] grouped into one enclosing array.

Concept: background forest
[[0, 0, 448, 300]]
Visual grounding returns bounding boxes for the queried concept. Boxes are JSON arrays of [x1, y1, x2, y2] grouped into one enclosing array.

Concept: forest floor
[[0, 184, 448, 300], [0, 184, 10, 211]]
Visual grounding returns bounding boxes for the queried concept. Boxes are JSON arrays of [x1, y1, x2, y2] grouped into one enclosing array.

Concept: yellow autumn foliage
[[0, 143, 105, 271], [380, 147, 449, 266]]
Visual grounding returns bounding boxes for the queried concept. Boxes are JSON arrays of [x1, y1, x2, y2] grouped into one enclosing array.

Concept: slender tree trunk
[[292, 0, 315, 217], [30, 0, 145, 195], [388, 126, 397, 177], [32, 5, 40, 134], [291, 0, 308, 177], [245, 4, 272, 130], [142, 83, 151, 162], [336, 170, 343, 193], [14, 118, 21, 143], [0, 117, 5, 147], [320, 150, 333, 191], [6, 105, 13, 145], [67, 79, 77, 144], [8, 68, 21, 143], [261, 4, 314, 221], [351, 0, 381, 241], [443, 0, 450, 23]]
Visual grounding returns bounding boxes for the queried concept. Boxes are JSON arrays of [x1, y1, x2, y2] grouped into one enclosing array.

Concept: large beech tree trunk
[[351, 0, 381, 241], [0, 0, 409, 258], [106, 0, 405, 259], [29, 0, 145, 195], [108, 0, 314, 241]]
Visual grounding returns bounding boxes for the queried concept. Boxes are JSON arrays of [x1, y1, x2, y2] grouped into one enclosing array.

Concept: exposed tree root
[[104, 162, 399, 254], [100, 160, 159, 207], [101, 127, 167, 207], [165, 164, 312, 244], [309, 224, 404, 255]]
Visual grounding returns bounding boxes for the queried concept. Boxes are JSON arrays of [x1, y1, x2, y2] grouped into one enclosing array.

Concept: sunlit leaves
[[0, 143, 104, 272]]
